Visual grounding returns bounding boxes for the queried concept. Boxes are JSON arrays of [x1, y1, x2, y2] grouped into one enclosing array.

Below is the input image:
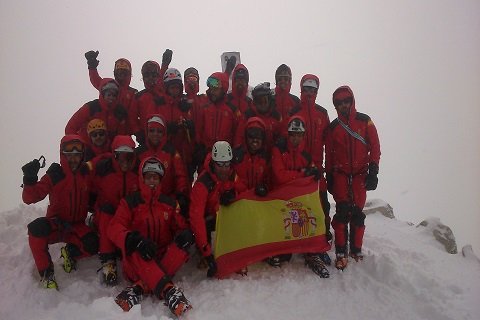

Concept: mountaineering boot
[[264, 255, 281, 267], [163, 284, 192, 317], [304, 254, 330, 278], [350, 251, 364, 262], [99, 260, 117, 286], [115, 280, 149, 312], [40, 272, 58, 290], [335, 253, 348, 270], [60, 245, 76, 273]]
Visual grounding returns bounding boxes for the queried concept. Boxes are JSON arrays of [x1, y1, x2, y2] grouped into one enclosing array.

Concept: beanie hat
[[184, 67, 199, 80], [147, 116, 165, 129], [141, 61, 160, 75]]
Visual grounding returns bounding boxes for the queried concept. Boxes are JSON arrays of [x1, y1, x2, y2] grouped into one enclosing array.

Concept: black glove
[[220, 190, 236, 206], [176, 193, 190, 218], [364, 163, 379, 191], [326, 172, 334, 194], [125, 231, 158, 261], [22, 159, 41, 185], [205, 254, 217, 278], [162, 49, 173, 67], [84, 50, 99, 70], [304, 167, 321, 180], [135, 130, 146, 146], [225, 55, 237, 75], [113, 104, 127, 121], [254, 183, 268, 197], [166, 121, 180, 135], [174, 229, 195, 252]]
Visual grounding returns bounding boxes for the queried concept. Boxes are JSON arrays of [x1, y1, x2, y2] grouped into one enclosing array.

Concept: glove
[[254, 183, 268, 197], [162, 49, 173, 67], [304, 167, 321, 181], [182, 119, 195, 138], [220, 190, 236, 206], [113, 104, 127, 121], [205, 254, 217, 278], [166, 121, 180, 135], [176, 193, 190, 218], [225, 55, 237, 75], [364, 163, 379, 191], [125, 231, 158, 261], [135, 130, 146, 146], [174, 229, 195, 252], [84, 50, 99, 70], [22, 159, 41, 185], [326, 172, 334, 194]]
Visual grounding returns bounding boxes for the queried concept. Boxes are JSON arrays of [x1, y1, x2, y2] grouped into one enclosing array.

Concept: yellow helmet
[[87, 119, 106, 135]]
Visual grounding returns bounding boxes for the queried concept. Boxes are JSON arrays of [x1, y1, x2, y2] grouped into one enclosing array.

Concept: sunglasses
[[185, 76, 198, 83], [277, 75, 291, 81], [143, 71, 159, 78], [148, 128, 165, 134], [90, 130, 106, 138], [288, 131, 305, 137], [215, 161, 231, 167], [247, 131, 263, 140], [104, 91, 118, 97], [254, 95, 269, 105], [333, 97, 353, 106], [302, 86, 317, 93], [206, 77, 221, 88], [143, 172, 160, 180], [62, 140, 84, 154], [115, 152, 135, 163]]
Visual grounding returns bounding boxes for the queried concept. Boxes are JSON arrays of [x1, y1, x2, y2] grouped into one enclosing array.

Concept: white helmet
[[163, 68, 182, 84], [212, 141, 233, 161], [288, 118, 306, 132]]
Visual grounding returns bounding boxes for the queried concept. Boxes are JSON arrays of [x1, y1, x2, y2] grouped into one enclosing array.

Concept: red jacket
[[135, 114, 189, 197], [22, 135, 94, 223], [232, 145, 270, 191], [65, 78, 128, 142], [274, 67, 300, 121], [108, 157, 189, 256], [325, 86, 381, 175], [188, 154, 243, 257], [289, 74, 330, 169], [227, 64, 252, 114], [271, 116, 315, 188], [88, 58, 139, 135]]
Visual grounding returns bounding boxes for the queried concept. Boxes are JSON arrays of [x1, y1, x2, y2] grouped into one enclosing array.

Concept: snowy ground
[[1, 202, 479, 320]]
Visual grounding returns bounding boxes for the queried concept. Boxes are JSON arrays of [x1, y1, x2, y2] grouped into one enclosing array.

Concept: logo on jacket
[[282, 201, 317, 239]]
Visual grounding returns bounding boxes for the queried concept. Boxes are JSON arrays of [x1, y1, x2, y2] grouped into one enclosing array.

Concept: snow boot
[[60, 245, 76, 273], [163, 284, 192, 317], [98, 260, 117, 286], [335, 253, 348, 271], [40, 269, 58, 290], [115, 280, 149, 312], [350, 251, 364, 262], [264, 255, 281, 267], [304, 254, 330, 278]]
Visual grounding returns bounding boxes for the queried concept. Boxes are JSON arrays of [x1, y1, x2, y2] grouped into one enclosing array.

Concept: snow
[[1, 201, 479, 320]]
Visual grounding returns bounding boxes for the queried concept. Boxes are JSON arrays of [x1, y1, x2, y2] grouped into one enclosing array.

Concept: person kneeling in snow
[[22, 135, 99, 290], [107, 157, 194, 317]]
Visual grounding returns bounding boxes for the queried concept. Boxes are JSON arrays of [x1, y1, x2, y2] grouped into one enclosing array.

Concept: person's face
[[103, 90, 118, 105], [65, 153, 83, 173], [115, 152, 135, 172], [254, 95, 270, 114], [302, 86, 317, 100], [334, 96, 353, 118], [246, 129, 263, 154], [143, 172, 160, 188], [114, 68, 131, 85], [213, 161, 231, 181], [147, 127, 165, 146], [234, 77, 247, 93], [143, 69, 159, 88], [89, 130, 106, 147], [276, 74, 291, 90], [185, 76, 198, 91], [207, 86, 224, 104], [288, 131, 305, 148], [167, 83, 182, 98]]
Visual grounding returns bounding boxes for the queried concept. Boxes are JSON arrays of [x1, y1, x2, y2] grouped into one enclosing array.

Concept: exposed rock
[[363, 199, 395, 219], [417, 218, 458, 254]]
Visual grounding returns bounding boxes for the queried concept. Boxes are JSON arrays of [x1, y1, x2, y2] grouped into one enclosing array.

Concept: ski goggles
[[62, 140, 84, 154], [206, 77, 221, 88], [89, 130, 106, 138], [214, 161, 231, 167], [185, 76, 198, 83], [333, 97, 353, 107]]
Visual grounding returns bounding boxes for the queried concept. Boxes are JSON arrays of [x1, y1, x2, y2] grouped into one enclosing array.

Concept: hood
[[184, 67, 199, 96], [274, 64, 292, 94], [145, 113, 167, 150], [110, 135, 136, 172], [113, 58, 132, 88], [59, 134, 86, 173], [209, 71, 230, 94], [141, 60, 161, 92], [98, 78, 120, 106], [300, 74, 319, 104], [231, 64, 249, 98], [244, 116, 266, 147], [286, 115, 307, 151], [332, 85, 356, 123], [137, 156, 164, 199]]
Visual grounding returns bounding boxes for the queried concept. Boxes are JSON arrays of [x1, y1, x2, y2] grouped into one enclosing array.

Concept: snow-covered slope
[[0, 202, 479, 320]]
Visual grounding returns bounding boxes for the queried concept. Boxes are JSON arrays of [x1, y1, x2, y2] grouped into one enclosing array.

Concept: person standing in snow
[[271, 116, 330, 278], [325, 85, 381, 270], [227, 64, 252, 114], [89, 135, 138, 286], [273, 64, 300, 121], [22, 135, 98, 289], [108, 157, 194, 317]]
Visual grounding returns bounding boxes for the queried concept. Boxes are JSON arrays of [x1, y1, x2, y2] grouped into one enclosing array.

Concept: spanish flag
[[214, 177, 331, 278]]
